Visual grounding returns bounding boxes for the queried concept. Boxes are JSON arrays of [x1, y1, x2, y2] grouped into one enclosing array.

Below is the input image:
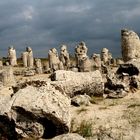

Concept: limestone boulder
[[51, 70, 104, 97], [23, 69, 36, 76], [0, 82, 71, 139], [0, 66, 16, 86], [71, 94, 91, 106]]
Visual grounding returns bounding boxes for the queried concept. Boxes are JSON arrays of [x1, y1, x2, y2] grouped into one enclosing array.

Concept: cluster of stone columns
[[3, 28, 140, 73], [22, 47, 34, 68], [2, 41, 119, 74], [5, 42, 114, 73], [47, 41, 113, 72]]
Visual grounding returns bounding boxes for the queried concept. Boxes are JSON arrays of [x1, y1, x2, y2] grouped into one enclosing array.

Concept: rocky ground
[[70, 91, 140, 140], [0, 67, 140, 140]]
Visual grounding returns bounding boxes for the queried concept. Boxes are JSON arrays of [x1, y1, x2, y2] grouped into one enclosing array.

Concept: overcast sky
[[0, 0, 140, 58]]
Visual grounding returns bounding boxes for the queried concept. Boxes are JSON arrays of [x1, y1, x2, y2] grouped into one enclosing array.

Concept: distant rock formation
[[60, 45, 70, 70], [22, 46, 34, 68], [91, 53, 101, 70], [48, 48, 60, 71], [35, 59, 43, 74], [101, 48, 112, 65], [8, 46, 17, 66], [75, 42, 91, 72]]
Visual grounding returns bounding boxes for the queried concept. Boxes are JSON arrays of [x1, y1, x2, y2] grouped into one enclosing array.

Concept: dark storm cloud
[[0, 0, 140, 57]]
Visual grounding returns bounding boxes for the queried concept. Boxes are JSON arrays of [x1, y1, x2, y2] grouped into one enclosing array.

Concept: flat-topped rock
[[51, 70, 104, 97]]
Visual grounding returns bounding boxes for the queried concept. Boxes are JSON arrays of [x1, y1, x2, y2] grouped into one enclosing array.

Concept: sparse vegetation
[[122, 105, 140, 129], [73, 120, 93, 138]]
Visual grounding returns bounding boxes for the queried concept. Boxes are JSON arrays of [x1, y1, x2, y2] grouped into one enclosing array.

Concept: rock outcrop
[[121, 29, 140, 62], [22, 47, 34, 68], [71, 94, 91, 106], [48, 48, 61, 71], [0, 82, 71, 139], [35, 59, 43, 74], [0, 66, 16, 86], [8, 46, 17, 66], [75, 42, 91, 72], [101, 48, 112, 65], [51, 70, 104, 97], [60, 45, 70, 70]]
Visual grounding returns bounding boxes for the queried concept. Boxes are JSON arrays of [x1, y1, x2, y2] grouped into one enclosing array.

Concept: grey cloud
[[0, 0, 140, 58]]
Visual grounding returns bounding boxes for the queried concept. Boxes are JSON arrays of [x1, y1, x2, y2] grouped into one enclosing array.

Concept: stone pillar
[[22, 52, 28, 67], [48, 48, 60, 71], [26, 47, 34, 68], [60, 45, 70, 70], [121, 29, 140, 62], [101, 48, 109, 65], [75, 41, 91, 72], [8, 46, 17, 66], [35, 59, 43, 74], [91, 53, 101, 70]]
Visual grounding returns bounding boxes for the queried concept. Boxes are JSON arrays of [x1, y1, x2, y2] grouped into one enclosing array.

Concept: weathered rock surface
[[0, 66, 16, 86], [105, 63, 140, 98], [71, 94, 91, 106], [101, 48, 111, 65], [23, 69, 36, 76], [0, 82, 71, 139], [75, 42, 92, 72], [121, 29, 140, 62], [48, 48, 60, 71], [60, 45, 70, 70], [8, 46, 17, 66], [51, 70, 104, 97], [104, 69, 130, 98], [50, 133, 85, 140]]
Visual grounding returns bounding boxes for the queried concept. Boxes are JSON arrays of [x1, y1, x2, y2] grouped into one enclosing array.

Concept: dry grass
[[72, 120, 93, 138]]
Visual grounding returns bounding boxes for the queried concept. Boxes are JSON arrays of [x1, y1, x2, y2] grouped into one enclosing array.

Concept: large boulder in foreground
[[51, 70, 104, 97], [0, 82, 71, 139]]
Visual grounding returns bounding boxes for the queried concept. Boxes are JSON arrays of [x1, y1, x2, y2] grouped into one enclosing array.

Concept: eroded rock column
[[35, 59, 43, 74], [75, 42, 91, 72], [121, 29, 140, 62], [8, 46, 17, 66], [27, 47, 34, 68], [60, 45, 70, 70], [48, 48, 60, 71]]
